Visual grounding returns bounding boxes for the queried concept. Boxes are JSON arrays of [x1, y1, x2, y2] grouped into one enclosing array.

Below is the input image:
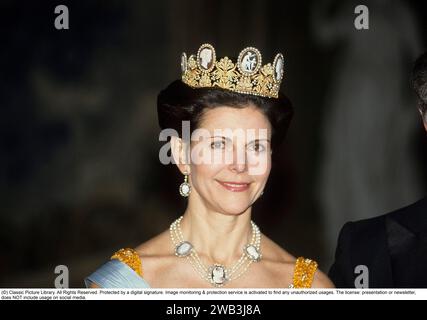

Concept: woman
[[85, 43, 334, 288]]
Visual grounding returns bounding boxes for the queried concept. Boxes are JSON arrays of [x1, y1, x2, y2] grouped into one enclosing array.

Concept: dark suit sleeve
[[328, 222, 356, 288]]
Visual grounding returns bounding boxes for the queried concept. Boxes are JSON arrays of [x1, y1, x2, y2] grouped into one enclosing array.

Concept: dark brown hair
[[412, 52, 427, 116], [157, 80, 293, 150]]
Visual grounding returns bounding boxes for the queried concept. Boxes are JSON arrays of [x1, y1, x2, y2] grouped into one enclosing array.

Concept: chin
[[211, 190, 255, 215], [218, 202, 251, 216]]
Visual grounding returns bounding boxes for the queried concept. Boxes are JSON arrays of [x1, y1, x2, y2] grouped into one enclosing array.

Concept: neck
[[179, 200, 253, 266]]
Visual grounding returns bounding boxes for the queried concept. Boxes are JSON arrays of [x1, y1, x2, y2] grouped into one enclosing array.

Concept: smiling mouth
[[216, 180, 251, 192]]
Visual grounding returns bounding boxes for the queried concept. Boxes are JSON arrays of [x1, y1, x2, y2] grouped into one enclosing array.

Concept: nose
[[228, 147, 247, 173]]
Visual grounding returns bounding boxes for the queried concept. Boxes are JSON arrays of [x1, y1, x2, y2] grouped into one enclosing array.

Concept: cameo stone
[[211, 265, 227, 285], [245, 245, 261, 261], [175, 241, 193, 257]]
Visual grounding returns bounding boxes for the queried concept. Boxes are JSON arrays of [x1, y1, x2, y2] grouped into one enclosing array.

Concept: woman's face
[[188, 105, 272, 215]]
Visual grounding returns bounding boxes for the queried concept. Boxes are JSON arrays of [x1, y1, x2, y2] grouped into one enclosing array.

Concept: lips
[[217, 180, 250, 192]]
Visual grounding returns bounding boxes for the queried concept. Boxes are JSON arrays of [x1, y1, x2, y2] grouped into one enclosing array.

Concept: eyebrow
[[211, 136, 271, 143]]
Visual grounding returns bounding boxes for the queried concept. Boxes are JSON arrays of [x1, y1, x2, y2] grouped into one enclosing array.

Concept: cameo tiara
[[181, 43, 284, 99]]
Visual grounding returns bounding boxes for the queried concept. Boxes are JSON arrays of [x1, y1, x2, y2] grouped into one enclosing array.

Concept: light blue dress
[[85, 259, 151, 288]]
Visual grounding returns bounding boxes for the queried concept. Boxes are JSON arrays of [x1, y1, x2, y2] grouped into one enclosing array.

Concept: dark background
[[1, 0, 426, 287]]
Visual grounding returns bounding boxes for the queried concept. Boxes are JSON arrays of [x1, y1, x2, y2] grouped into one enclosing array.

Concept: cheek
[[190, 163, 224, 188], [247, 152, 271, 177], [253, 163, 271, 187]]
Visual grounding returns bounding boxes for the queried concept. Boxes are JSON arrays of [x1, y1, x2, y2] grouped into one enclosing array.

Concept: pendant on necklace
[[244, 244, 261, 262], [209, 264, 228, 287], [175, 241, 193, 257]]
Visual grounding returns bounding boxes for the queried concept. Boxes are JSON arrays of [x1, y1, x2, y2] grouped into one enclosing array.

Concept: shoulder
[[260, 235, 334, 288], [241, 235, 294, 287], [133, 230, 179, 285], [388, 197, 427, 226], [333, 213, 388, 263], [339, 216, 385, 239], [329, 197, 427, 286], [134, 229, 172, 257], [259, 234, 297, 275], [260, 234, 296, 263], [337, 197, 427, 243], [85, 230, 175, 288], [85, 255, 150, 288]]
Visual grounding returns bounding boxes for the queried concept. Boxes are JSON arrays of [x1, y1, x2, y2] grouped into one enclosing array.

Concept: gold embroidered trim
[[291, 257, 318, 288], [111, 248, 143, 277]]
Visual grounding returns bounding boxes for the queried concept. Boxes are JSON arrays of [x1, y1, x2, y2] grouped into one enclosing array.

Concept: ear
[[170, 136, 191, 175]]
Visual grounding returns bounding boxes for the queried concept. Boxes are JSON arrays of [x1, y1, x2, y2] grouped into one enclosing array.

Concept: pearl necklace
[[169, 216, 262, 287]]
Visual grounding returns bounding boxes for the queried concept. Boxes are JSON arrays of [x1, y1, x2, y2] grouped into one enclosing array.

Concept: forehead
[[198, 105, 271, 133]]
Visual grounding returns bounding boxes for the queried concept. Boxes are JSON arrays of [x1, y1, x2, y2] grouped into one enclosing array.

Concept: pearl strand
[[169, 216, 262, 287]]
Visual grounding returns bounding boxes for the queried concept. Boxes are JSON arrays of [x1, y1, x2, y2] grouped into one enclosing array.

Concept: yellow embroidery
[[291, 257, 318, 288], [111, 248, 143, 277]]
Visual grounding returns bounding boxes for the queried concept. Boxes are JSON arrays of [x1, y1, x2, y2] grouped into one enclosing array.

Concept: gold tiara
[[181, 43, 284, 99]]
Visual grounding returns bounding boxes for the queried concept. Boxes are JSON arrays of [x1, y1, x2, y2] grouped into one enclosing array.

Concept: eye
[[247, 142, 266, 153], [211, 140, 226, 149]]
